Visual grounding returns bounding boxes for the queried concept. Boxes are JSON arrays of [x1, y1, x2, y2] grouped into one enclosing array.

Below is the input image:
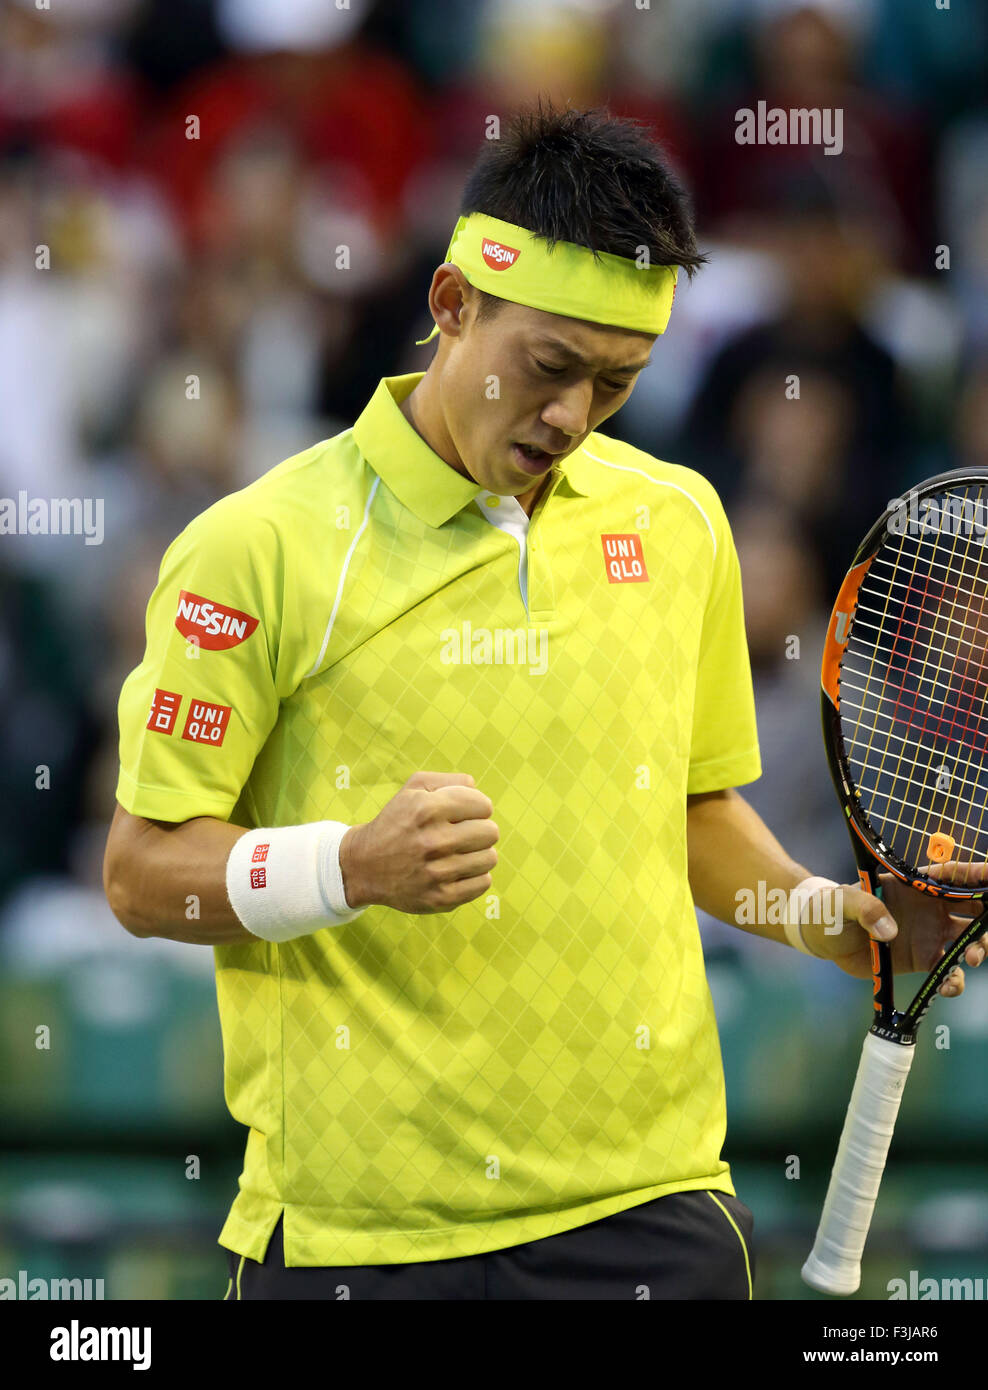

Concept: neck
[[399, 371, 549, 519]]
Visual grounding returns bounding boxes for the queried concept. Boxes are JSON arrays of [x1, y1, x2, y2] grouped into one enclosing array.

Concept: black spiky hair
[[459, 98, 704, 323]]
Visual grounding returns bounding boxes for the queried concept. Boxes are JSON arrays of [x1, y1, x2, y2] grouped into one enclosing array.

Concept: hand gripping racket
[[802, 467, 988, 1296]]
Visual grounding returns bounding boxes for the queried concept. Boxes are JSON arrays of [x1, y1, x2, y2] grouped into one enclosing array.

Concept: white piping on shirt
[[578, 448, 718, 559], [307, 473, 381, 678], [306, 451, 713, 679]]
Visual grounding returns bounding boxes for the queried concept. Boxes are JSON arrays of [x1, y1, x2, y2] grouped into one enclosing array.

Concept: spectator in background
[[138, 0, 435, 244], [699, 0, 932, 271], [937, 114, 988, 351], [0, 559, 99, 911], [731, 499, 844, 873], [863, 0, 987, 126], [955, 360, 988, 474], [0, 0, 143, 173], [679, 175, 907, 592], [427, 0, 695, 206], [917, 356, 988, 480]]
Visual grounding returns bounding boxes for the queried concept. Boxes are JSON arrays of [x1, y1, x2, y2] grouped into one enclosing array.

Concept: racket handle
[[801, 1031, 915, 1296]]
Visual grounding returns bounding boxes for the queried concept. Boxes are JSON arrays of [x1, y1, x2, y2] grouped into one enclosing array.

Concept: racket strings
[[852, 593, 988, 656], [906, 492, 988, 860], [887, 524, 988, 863], [852, 554, 988, 863], [841, 649, 988, 757], [837, 708, 988, 823], [840, 483, 988, 873], [848, 507, 939, 861], [840, 641, 988, 741]]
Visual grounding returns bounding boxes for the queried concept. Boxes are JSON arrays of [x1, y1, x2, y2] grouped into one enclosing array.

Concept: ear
[[428, 264, 472, 339]]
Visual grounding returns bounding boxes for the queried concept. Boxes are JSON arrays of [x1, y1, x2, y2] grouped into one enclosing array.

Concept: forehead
[[497, 301, 656, 370]]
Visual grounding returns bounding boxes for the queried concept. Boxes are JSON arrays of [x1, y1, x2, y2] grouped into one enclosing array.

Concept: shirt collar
[[351, 374, 592, 527]]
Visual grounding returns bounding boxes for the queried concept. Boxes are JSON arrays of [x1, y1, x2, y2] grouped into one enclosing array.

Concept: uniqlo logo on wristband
[[250, 867, 266, 889], [181, 699, 232, 746], [252, 843, 269, 863], [147, 688, 182, 735]]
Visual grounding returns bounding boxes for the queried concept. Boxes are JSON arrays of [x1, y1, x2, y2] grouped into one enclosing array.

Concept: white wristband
[[225, 821, 364, 943], [785, 876, 839, 955]]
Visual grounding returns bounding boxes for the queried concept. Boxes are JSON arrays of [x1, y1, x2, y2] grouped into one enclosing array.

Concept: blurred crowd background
[[1, 0, 987, 1300]]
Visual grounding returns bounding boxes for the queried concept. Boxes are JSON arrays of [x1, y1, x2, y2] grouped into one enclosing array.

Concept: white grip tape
[[801, 1031, 915, 1296]]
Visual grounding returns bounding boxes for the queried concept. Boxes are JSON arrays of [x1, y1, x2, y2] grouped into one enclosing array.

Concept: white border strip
[[579, 448, 717, 559], [306, 474, 381, 678]]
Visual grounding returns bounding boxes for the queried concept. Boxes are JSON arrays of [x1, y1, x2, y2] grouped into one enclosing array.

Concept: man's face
[[437, 290, 656, 497]]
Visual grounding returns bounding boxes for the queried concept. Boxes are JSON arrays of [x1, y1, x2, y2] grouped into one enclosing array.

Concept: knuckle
[[404, 790, 430, 825]]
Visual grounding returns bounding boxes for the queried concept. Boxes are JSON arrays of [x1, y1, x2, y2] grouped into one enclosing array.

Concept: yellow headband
[[415, 212, 679, 345]]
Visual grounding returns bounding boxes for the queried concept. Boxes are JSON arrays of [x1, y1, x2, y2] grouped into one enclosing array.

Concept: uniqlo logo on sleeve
[[147, 688, 182, 735], [250, 867, 266, 889], [252, 843, 269, 863], [181, 699, 232, 746], [601, 534, 649, 583]]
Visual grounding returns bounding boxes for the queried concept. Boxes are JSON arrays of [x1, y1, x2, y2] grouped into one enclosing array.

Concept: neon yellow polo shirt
[[115, 372, 761, 1267]]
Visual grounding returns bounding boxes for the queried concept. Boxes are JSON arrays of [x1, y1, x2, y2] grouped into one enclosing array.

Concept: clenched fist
[[339, 772, 499, 914]]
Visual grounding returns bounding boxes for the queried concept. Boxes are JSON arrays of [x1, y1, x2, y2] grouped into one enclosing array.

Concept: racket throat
[[868, 1018, 916, 1046]]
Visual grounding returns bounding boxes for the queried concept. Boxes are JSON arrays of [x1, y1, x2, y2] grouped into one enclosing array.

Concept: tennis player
[[104, 104, 986, 1300]]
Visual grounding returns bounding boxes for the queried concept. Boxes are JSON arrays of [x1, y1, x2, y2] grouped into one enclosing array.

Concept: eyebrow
[[533, 338, 653, 375]]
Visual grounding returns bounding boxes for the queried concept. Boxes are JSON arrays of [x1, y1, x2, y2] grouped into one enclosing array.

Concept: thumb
[[404, 771, 477, 792], [844, 887, 897, 941]]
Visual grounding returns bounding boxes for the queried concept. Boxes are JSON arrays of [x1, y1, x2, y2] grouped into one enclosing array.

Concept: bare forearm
[[104, 805, 255, 944], [105, 770, 500, 947], [686, 789, 811, 946]]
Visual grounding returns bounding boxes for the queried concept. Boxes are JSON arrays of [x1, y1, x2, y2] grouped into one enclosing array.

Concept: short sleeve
[[115, 501, 284, 823], [687, 494, 761, 795]]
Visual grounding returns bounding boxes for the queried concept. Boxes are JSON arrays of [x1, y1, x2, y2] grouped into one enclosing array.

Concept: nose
[[540, 380, 594, 440]]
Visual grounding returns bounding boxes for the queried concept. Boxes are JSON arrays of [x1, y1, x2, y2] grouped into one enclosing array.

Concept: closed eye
[[533, 359, 633, 392]]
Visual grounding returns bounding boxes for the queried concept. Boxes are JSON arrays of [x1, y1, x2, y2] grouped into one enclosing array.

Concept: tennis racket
[[802, 467, 988, 1296]]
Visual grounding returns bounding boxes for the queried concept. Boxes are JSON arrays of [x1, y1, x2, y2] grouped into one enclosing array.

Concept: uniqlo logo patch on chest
[[147, 688, 182, 734], [601, 534, 649, 583], [181, 699, 232, 746], [250, 867, 266, 889]]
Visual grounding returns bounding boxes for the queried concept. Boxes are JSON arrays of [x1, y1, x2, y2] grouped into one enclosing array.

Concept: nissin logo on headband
[[481, 239, 520, 270]]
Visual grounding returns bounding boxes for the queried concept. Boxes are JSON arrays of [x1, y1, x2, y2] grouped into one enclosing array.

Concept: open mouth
[[512, 442, 556, 473]]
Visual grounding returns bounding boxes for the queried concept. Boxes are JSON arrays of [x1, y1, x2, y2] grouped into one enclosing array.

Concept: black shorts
[[223, 1189, 754, 1300]]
